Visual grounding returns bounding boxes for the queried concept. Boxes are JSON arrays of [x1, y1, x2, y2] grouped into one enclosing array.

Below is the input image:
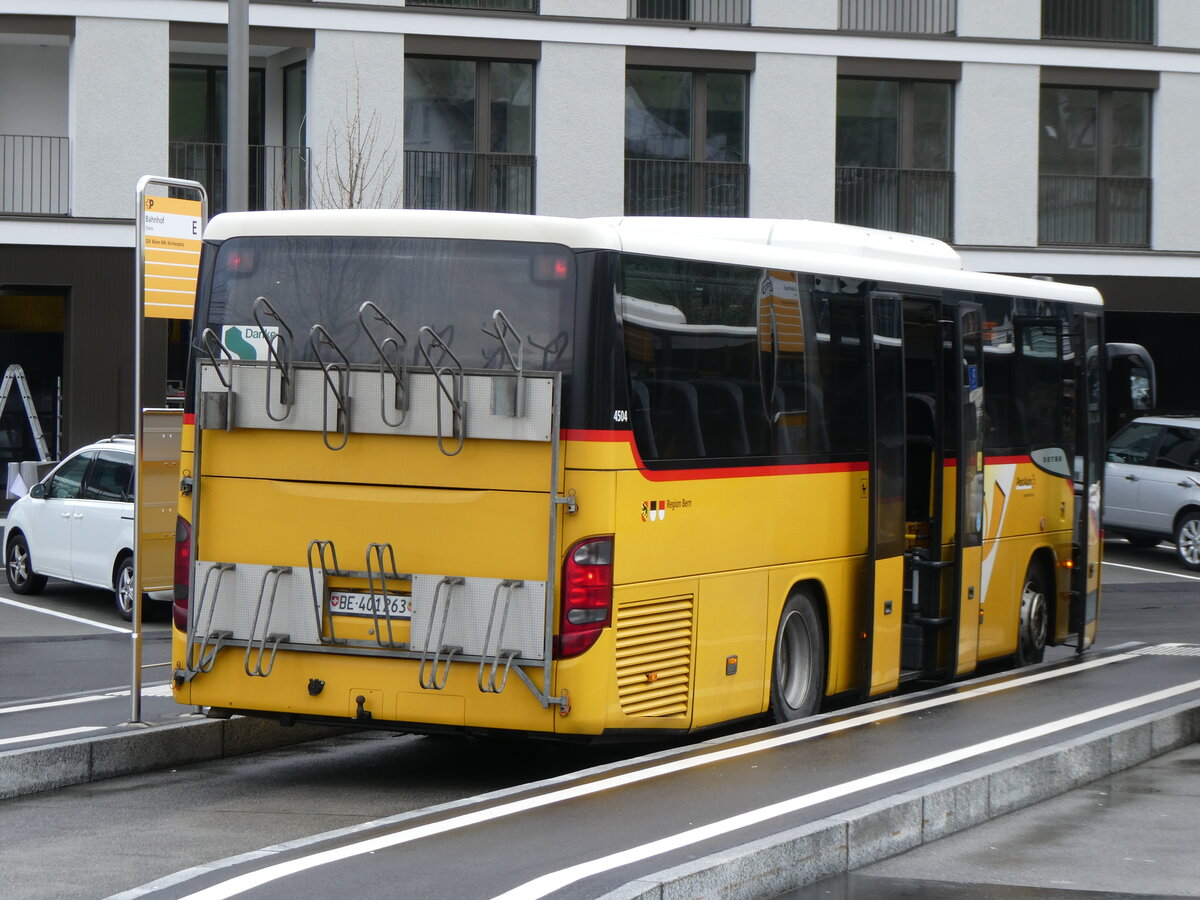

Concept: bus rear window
[[198, 236, 576, 372]]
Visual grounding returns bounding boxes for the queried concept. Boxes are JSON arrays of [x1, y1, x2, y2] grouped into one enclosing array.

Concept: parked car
[[1104, 415, 1200, 571], [4, 437, 169, 619]]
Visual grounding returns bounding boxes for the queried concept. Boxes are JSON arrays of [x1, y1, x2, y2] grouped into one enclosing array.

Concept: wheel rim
[[116, 564, 135, 615], [1179, 519, 1200, 566], [1021, 578, 1048, 653], [776, 610, 812, 710], [8, 544, 29, 586]]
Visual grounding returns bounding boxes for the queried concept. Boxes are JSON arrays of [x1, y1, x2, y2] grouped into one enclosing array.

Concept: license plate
[[327, 591, 414, 619]]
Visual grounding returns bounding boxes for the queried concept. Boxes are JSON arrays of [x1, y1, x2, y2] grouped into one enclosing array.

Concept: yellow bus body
[[174, 426, 1083, 736]]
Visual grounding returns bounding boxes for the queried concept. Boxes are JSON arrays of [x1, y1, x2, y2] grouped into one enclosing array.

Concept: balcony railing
[[629, 0, 751, 25], [405, 150, 535, 214], [405, 0, 539, 11], [1039, 174, 1150, 247], [1042, 0, 1154, 43], [835, 166, 954, 242], [168, 142, 310, 217], [625, 159, 748, 217], [839, 0, 956, 34], [1, 135, 69, 216]]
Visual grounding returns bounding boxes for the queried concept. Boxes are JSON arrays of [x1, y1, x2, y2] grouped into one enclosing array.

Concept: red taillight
[[173, 515, 191, 632], [555, 536, 613, 659]]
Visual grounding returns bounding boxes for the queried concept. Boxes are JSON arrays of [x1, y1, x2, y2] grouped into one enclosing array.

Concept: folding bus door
[[952, 301, 985, 675], [1071, 311, 1104, 650], [864, 293, 905, 697]]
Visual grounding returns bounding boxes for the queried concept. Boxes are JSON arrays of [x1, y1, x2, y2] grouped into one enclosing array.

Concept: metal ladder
[[0, 364, 51, 462]]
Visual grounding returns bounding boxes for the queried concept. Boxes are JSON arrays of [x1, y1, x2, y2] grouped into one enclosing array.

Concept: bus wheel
[[1016, 560, 1049, 666], [769, 589, 825, 723]]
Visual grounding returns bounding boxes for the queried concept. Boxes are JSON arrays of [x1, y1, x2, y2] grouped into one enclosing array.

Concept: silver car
[[1104, 415, 1200, 570]]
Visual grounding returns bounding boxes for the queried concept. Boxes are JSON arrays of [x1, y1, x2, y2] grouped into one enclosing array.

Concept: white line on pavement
[[0, 596, 130, 634], [143, 653, 1144, 900], [0, 726, 105, 747], [1102, 560, 1200, 582], [496, 676, 1200, 900], [0, 683, 175, 716]]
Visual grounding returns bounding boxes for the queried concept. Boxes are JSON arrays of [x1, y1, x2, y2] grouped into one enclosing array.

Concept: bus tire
[[1016, 558, 1050, 667], [769, 589, 825, 723]]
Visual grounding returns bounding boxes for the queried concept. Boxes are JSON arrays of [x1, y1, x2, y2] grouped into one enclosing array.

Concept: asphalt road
[[0, 537, 1196, 899]]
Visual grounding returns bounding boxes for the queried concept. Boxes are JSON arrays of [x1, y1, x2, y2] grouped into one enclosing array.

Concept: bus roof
[[203, 209, 1102, 307]]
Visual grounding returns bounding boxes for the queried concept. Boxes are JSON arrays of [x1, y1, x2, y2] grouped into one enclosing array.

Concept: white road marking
[[0, 683, 175, 716], [0, 596, 130, 634], [0, 726, 105, 747], [1102, 560, 1200, 582], [150, 653, 1156, 900], [495, 677, 1200, 900]]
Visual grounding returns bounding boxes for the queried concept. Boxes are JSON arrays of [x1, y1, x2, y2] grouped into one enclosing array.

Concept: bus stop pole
[[132, 175, 206, 725]]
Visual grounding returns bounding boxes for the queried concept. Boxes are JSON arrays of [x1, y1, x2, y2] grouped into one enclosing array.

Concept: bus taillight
[[173, 515, 191, 631], [556, 536, 614, 659]]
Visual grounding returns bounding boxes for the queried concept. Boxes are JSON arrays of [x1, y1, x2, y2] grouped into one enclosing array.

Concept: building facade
[[1, 0, 1198, 465]]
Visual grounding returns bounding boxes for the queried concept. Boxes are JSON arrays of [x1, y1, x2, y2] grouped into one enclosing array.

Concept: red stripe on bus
[[183, 413, 196, 425], [986, 454, 1033, 465], [561, 429, 868, 480]]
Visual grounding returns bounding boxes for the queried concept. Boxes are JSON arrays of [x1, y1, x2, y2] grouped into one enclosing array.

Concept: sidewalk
[[789, 740, 1200, 898]]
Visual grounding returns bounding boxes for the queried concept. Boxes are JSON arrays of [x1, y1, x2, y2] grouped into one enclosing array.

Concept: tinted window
[[1155, 427, 1200, 472], [46, 453, 91, 500], [201, 237, 576, 373], [618, 256, 867, 463], [620, 255, 762, 461], [84, 450, 133, 502], [1107, 421, 1161, 464]]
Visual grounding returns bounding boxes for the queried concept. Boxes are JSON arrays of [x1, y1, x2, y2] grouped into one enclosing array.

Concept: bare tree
[[314, 66, 403, 209]]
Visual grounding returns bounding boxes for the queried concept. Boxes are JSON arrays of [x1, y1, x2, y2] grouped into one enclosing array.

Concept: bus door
[[864, 293, 905, 696], [951, 301, 985, 675], [895, 299, 983, 683], [1071, 312, 1105, 650]]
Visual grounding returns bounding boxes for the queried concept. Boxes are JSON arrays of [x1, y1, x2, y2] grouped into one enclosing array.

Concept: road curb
[[604, 699, 1200, 900], [0, 716, 345, 801]]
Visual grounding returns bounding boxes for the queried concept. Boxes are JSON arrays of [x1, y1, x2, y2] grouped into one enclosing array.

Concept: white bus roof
[[203, 209, 1101, 307]]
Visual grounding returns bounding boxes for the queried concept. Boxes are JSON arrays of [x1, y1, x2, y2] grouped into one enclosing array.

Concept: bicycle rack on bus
[[417, 576, 465, 690], [478, 579, 524, 694], [253, 296, 295, 422], [198, 328, 237, 431], [184, 314, 576, 714], [309, 325, 352, 451], [366, 541, 412, 650], [244, 565, 292, 677], [417, 326, 465, 456], [307, 540, 349, 646], [482, 309, 526, 419], [190, 561, 235, 673], [359, 301, 409, 427]]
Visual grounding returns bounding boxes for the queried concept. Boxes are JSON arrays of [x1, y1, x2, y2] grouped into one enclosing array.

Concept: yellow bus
[[170, 211, 1140, 737]]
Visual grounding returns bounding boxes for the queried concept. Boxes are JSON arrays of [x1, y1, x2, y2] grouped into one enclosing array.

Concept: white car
[[1104, 415, 1200, 571], [5, 437, 168, 620]]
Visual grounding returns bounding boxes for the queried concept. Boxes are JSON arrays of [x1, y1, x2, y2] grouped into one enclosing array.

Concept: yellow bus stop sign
[[142, 195, 202, 320]]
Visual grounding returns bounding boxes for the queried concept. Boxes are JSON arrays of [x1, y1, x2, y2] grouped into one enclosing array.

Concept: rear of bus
[[171, 210, 623, 736]]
